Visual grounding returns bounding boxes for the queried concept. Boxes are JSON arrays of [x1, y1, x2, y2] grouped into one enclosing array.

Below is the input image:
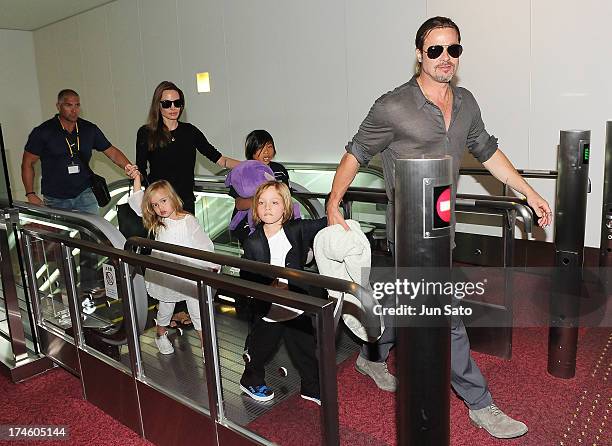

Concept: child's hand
[[271, 279, 289, 290], [124, 163, 139, 179], [133, 172, 142, 191]]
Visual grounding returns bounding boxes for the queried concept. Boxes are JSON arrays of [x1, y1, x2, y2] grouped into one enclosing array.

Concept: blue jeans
[[44, 188, 99, 215]]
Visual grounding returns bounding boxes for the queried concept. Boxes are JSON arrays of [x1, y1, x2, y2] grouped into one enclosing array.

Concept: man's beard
[[433, 63, 455, 83]]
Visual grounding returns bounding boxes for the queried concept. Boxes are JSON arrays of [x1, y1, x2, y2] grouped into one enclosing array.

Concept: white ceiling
[[0, 0, 115, 31]]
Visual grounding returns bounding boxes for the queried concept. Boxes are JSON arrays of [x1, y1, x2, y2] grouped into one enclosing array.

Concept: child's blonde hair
[[252, 181, 293, 225], [141, 180, 185, 236]]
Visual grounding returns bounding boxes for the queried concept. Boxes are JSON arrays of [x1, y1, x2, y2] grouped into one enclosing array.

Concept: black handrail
[[26, 229, 331, 313], [14, 201, 123, 247], [108, 176, 535, 235], [293, 189, 534, 234], [123, 237, 382, 338], [459, 167, 558, 179]]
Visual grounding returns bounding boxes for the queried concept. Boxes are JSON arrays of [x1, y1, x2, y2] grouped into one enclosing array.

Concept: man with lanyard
[[22, 89, 137, 214], [326, 17, 552, 439]]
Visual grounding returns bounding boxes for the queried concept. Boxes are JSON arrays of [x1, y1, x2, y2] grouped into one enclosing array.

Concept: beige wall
[[26, 0, 612, 246], [0, 29, 42, 200], [426, 0, 612, 245], [31, 0, 424, 182]]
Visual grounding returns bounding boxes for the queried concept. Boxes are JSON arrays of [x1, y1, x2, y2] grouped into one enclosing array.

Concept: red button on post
[[436, 187, 451, 223]]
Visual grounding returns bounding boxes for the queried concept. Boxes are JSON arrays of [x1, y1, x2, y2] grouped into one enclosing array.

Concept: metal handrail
[[456, 199, 534, 234], [106, 176, 325, 222], [108, 177, 535, 236], [21, 227, 341, 445], [27, 229, 330, 312], [109, 176, 535, 227], [124, 237, 382, 339], [125, 237, 355, 295], [459, 167, 558, 179], [13, 200, 126, 248], [293, 189, 535, 234]]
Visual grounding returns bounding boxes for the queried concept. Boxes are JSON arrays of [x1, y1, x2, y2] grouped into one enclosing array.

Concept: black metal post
[[548, 130, 590, 378], [395, 156, 452, 445], [599, 122, 612, 266], [317, 302, 339, 446]]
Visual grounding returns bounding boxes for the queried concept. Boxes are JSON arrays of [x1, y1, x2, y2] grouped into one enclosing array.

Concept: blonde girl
[[129, 174, 218, 354]]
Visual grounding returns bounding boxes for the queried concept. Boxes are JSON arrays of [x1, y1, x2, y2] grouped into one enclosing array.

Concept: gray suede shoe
[[355, 355, 397, 392], [469, 403, 528, 439]]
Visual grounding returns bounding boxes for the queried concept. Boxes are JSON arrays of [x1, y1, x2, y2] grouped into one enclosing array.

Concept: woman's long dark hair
[[145, 81, 185, 151]]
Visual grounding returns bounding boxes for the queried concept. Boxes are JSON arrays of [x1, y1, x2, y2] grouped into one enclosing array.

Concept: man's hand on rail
[[525, 190, 552, 227], [26, 193, 43, 206]]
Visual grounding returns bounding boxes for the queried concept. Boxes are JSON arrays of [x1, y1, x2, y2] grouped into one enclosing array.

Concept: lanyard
[[58, 117, 80, 158]]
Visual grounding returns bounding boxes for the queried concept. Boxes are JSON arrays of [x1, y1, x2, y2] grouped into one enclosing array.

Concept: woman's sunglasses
[[425, 44, 463, 60], [160, 99, 184, 109]]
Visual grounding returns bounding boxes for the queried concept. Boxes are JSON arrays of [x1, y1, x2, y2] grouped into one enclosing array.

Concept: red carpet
[[248, 327, 612, 445], [2, 327, 609, 445], [0, 368, 153, 446]]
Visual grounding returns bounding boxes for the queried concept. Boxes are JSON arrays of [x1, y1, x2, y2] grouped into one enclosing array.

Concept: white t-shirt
[[267, 228, 291, 283], [263, 228, 304, 322]]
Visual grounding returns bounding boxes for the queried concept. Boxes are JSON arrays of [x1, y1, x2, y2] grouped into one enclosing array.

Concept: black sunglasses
[[425, 44, 463, 59], [160, 99, 184, 109]]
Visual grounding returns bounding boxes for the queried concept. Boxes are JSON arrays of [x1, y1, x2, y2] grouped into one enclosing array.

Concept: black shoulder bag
[[76, 150, 111, 207]]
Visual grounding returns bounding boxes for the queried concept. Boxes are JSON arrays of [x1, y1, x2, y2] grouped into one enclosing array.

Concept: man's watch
[[25, 192, 37, 196]]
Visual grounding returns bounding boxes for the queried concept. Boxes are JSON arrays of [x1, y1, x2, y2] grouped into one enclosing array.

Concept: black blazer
[[240, 217, 327, 307]]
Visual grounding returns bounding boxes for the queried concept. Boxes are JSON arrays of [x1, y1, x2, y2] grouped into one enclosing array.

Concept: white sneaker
[[300, 394, 321, 406], [155, 332, 174, 355]]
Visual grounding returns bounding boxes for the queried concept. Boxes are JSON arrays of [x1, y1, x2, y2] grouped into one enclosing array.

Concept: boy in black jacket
[[239, 181, 327, 404]]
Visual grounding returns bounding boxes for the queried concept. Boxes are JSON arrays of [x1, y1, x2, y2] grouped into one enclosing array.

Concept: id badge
[[67, 163, 80, 174]]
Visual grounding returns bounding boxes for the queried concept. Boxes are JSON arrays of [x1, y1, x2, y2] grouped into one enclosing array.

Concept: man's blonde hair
[[141, 180, 184, 236], [252, 181, 293, 226]]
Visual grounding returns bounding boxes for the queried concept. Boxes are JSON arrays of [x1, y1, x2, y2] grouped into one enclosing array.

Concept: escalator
[[7, 202, 148, 371], [1, 161, 536, 445], [120, 164, 531, 361]]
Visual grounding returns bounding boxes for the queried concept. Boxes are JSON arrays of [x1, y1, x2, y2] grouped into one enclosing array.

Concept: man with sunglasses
[[22, 89, 137, 214], [326, 16, 552, 439]]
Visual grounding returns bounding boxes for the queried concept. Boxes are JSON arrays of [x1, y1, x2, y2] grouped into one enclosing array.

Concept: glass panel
[[0, 274, 6, 338], [288, 169, 384, 194], [0, 125, 13, 205], [0, 222, 33, 345], [20, 218, 134, 368], [289, 169, 387, 242], [27, 237, 73, 339], [195, 191, 241, 257], [72, 247, 132, 369], [137, 264, 208, 410], [0, 126, 17, 340], [215, 291, 348, 445]]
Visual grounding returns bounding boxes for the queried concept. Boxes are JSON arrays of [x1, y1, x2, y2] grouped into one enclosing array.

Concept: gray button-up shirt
[[347, 75, 498, 243]]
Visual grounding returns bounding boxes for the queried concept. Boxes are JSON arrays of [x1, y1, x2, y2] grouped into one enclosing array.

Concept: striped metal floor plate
[[119, 303, 359, 427]]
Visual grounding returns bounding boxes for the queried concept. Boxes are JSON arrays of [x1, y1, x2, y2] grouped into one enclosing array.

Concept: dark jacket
[[240, 217, 327, 312]]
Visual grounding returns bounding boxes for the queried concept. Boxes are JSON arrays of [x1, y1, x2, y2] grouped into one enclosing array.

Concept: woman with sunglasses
[[136, 81, 238, 328], [136, 81, 239, 215]]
